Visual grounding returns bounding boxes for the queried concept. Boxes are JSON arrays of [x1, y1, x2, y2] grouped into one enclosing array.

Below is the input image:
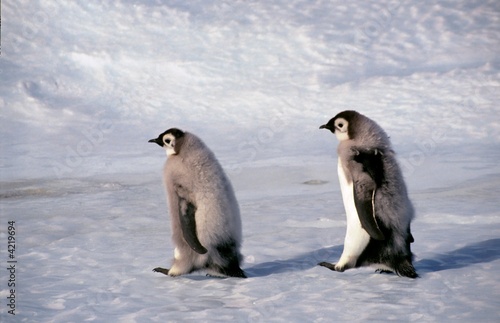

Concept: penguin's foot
[[153, 267, 170, 275], [318, 262, 345, 272]]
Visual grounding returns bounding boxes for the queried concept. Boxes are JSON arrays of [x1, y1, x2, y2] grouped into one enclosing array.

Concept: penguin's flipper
[[352, 149, 385, 241], [178, 198, 208, 254]]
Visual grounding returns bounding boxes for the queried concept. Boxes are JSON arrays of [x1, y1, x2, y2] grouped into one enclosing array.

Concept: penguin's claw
[[318, 262, 339, 271], [153, 267, 170, 275]]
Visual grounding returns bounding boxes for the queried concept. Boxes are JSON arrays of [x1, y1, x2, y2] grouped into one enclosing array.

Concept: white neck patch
[[335, 131, 349, 142], [166, 147, 177, 156]]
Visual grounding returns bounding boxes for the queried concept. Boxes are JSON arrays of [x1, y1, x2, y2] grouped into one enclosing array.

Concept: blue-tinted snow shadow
[[151, 246, 343, 280], [416, 238, 500, 274], [154, 239, 500, 279], [245, 245, 343, 277], [247, 238, 500, 277]]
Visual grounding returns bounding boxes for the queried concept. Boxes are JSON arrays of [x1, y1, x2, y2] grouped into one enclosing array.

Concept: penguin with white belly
[[149, 128, 246, 278], [319, 110, 417, 278]]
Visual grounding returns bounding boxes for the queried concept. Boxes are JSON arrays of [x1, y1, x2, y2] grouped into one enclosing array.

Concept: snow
[[1, 0, 500, 322]]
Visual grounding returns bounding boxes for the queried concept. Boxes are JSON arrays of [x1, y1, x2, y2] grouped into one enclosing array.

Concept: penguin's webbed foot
[[375, 269, 394, 275], [153, 267, 170, 276], [318, 262, 345, 272]]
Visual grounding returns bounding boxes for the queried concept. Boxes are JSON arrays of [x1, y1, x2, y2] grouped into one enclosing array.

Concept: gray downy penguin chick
[[319, 111, 417, 278], [149, 128, 246, 278]]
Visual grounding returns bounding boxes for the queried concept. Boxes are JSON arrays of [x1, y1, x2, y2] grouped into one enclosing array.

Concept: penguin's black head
[[320, 110, 360, 141], [149, 128, 185, 155]]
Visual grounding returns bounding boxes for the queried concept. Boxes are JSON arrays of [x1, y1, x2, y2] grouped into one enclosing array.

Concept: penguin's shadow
[[163, 239, 500, 279], [245, 245, 343, 277], [246, 238, 500, 277], [416, 238, 500, 274]]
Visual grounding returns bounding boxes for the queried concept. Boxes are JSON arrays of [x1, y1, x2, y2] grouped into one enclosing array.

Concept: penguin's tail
[[395, 259, 418, 278]]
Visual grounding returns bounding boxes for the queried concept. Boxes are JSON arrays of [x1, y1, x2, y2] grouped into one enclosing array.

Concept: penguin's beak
[[148, 138, 163, 147], [320, 123, 336, 133]]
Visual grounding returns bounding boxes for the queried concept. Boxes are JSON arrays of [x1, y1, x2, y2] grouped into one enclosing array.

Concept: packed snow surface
[[1, 0, 499, 322]]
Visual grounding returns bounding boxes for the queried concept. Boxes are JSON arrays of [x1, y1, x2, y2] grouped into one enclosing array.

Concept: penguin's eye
[[165, 139, 171, 144], [338, 123, 344, 128]]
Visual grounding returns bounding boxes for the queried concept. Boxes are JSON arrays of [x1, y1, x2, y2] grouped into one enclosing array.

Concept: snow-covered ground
[[1, 0, 500, 321]]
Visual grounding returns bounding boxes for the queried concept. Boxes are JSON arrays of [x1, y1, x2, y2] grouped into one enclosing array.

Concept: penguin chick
[[149, 128, 246, 278], [319, 110, 417, 278]]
